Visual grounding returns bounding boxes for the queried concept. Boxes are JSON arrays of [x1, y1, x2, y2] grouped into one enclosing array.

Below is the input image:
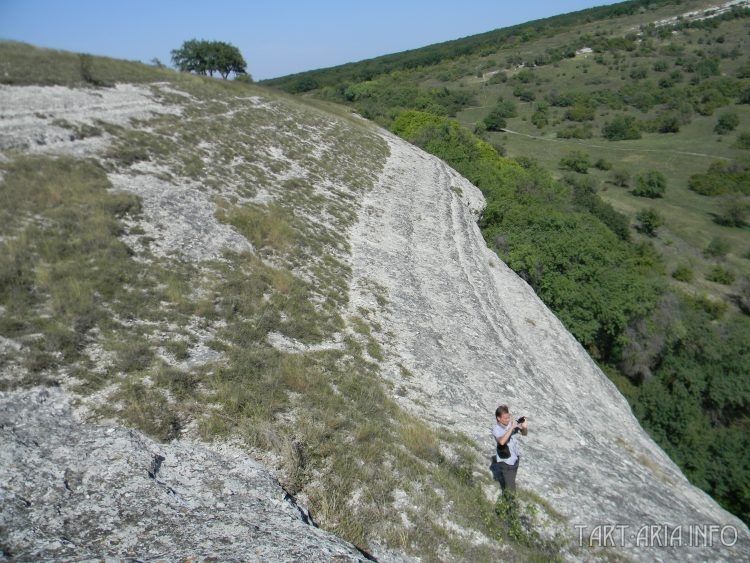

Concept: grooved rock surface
[[0, 387, 367, 562], [347, 131, 750, 561]]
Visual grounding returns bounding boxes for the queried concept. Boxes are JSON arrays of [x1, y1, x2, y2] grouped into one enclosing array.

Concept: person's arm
[[521, 419, 528, 436], [496, 420, 519, 446]]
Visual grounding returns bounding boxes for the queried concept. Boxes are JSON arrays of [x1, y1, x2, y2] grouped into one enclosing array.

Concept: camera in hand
[[517, 416, 526, 423]]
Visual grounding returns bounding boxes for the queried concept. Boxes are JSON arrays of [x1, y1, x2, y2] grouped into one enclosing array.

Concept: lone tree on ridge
[[171, 39, 248, 80]]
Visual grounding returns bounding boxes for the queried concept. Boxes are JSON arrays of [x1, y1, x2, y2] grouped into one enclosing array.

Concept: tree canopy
[[171, 39, 248, 80]]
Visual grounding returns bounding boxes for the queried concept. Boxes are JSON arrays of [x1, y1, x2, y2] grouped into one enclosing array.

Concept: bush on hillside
[[531, 103, 549, 129], [564, 104, 596, 122], [658, 115, 680, 133], [715, 112, 740, 134], [611, 169, 631, 187], [715, 195, 750, 227], [689, 160, 750, 196], [513, 86, 536, 102], [705, 236, 732, 258], [556, 125, 593, 139], [559, 151, 591, 173], [636, 208, 664, 236], [734, 132, 750, 149], [672, 264, 694, 282], [707, 265, 736, 285], [602, 115, 641, 140], [633, 171, 667, 198]]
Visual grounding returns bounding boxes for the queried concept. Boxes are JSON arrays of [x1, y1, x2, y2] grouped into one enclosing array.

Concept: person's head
[[495, 404, 510, 425]]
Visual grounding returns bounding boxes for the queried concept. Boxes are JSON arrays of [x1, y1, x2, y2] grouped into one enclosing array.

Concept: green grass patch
[[0, 40, 175, 86]]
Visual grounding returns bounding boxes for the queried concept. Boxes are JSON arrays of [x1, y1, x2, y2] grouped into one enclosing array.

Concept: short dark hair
[[495, 405, 509, 417]]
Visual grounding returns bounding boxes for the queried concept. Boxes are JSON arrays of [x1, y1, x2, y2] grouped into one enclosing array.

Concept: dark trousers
[[491, 458, 519, 492]]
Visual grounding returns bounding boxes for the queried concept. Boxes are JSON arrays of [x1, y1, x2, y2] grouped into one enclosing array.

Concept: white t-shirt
[[493, 421, 520, 465]]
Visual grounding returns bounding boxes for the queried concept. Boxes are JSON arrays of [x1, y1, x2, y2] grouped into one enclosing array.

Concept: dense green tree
[[689, 160, 750, 196], [715, 111, 740, 134], [171, 39, 246, 79], [634, 301, 750, 522], [212, 41, 248, 79], [602, 115, 641, 140], [658, 115, 680, 133], [483, 102, 515, 131]]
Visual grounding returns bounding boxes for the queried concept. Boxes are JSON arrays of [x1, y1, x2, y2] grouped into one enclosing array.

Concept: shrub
[[688, 160, 750, 196], [705, 236, 731, 258], [715, 195, 750, 227], [706, 265, 736, 285], [513, 86, 536, 101], [559, 150, 591, 173], [484, 99, 518, 131], [633, 171, 667, 198], [602, 115, 641, 140], [564, 104, 596, 122], [715, 112, 740, 134], [556, 125, 593, 139], [734, 132, 750, 149], [531, 105, 549, 129], [494, 99, 518, 118], [630, 66, 648, 80], [611, 169, 630, 187], [636, 208, 664, 236], [672, 264, 694, 282], [735, 278, 750, 315], [658, 115, 680, 133], [594, 158, 612, 171], [483, 111, 507, 132]]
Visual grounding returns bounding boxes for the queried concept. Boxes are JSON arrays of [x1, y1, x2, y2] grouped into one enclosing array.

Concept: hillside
[[1, 41, 749, 561], [262, 0, 750, 529]]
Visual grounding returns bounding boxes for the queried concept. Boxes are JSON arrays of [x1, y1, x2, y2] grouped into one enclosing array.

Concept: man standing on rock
[[491, 405, 528, 493]]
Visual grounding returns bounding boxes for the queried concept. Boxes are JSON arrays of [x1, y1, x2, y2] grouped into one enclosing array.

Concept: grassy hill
[[262, 0, 750, 525]]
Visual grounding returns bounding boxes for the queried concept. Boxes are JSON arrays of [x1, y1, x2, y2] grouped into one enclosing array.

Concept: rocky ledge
[[0, 387, 368, 561]]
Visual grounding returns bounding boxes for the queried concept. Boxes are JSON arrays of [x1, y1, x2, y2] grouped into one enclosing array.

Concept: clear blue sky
[[0, 1, 620, 80]]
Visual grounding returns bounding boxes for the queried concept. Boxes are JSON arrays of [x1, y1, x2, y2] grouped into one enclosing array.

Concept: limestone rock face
[[347, 131, 750, 561], [0, 387, 367, 561]]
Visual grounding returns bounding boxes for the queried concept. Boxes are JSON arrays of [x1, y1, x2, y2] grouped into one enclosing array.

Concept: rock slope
[[0, 387, 368, 561]]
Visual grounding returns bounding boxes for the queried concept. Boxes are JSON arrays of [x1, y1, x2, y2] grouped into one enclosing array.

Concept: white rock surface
[[0, 387, 368, 561]]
